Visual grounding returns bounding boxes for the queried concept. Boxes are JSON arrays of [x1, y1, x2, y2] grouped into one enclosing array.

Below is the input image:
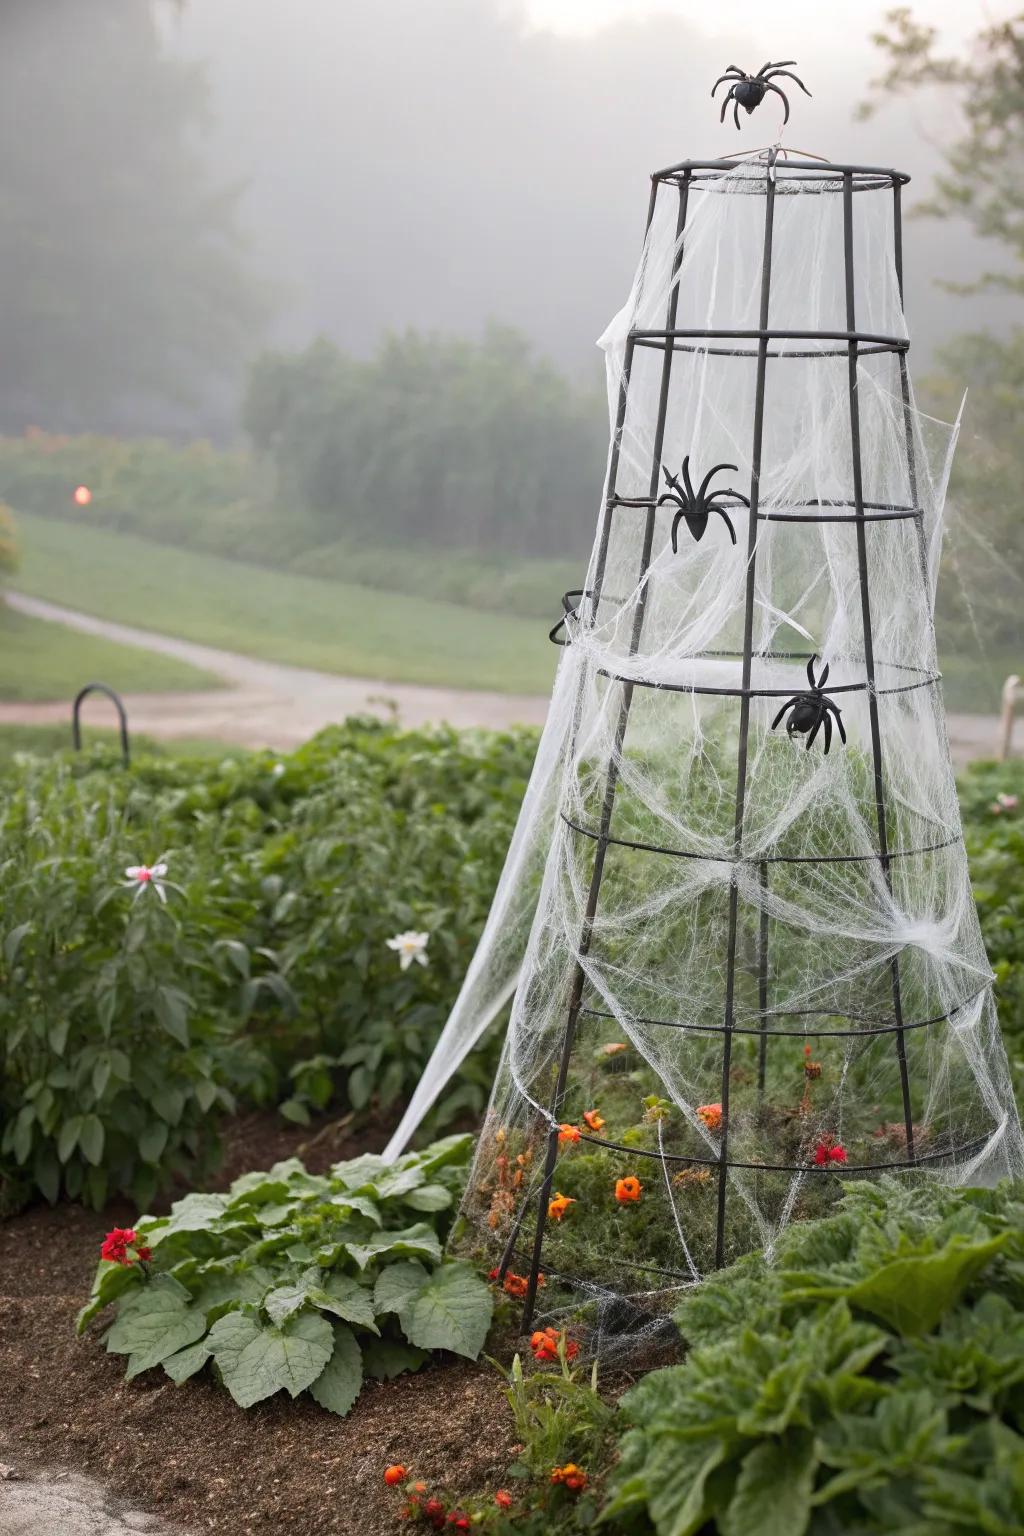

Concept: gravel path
[[1, 592, 1013, 765], [0, 1465, 188, 1536]]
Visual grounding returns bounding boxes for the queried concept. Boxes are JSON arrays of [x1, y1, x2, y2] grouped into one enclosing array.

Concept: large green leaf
[[397, 1261, 492, 1360], [207, 1308, 334, 1408], [105, 1275, 207, 1378], [373, 1259, 430, 1317], [309, 1323, 363, 1416], [346, 1224, 442, 1271], [841, 1235, 1008, 1337], [361, 1337, 429, 1380], [721, 1431, 816, 1536], [162, 1340, 211, 1384]]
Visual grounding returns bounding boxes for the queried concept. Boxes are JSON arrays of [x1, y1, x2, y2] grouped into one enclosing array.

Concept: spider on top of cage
[[711, 61, 811, 129]]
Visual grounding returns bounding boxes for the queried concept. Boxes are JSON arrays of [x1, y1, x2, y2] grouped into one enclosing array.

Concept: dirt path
[[2, 593, 1013, 764], [3, 594, 550, 748]]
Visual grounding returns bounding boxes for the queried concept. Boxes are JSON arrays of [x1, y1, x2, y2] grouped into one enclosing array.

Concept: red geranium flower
[[100, 1227, 150, 1267], [495, 1489, 513, 1508], [813, 1137, 848, 1166]]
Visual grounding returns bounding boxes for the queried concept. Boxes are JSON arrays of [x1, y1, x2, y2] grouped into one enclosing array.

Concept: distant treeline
[[0, 327, 606, 617]]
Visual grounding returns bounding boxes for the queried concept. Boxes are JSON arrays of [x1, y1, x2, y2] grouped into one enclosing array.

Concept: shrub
[[79, 1134, 492, 1417], [0, 720, 537, 1207], [603, 1178, 1024, 1536]]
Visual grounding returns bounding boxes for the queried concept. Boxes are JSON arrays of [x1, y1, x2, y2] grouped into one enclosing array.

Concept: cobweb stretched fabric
[[389, 158, 1024, 1352]]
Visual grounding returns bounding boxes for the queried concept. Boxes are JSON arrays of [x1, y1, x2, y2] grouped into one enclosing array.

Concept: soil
[[0, 1111, 516, 1536]]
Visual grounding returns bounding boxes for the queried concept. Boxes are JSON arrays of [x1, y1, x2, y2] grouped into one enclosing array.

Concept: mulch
[[0, 1111, 516, 1535]]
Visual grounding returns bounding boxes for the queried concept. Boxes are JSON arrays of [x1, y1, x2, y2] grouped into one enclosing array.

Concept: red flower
[[696, 1102, 722, 1131], [384, 1464, 407, 1486], [558, 1123, 581, 1144], [100, 1227, 149, 1267], [447, 1514, 470, 1531], [422, 1498, 447, 1530], [615, 1176, 642, 1204], [813, 1137, 848, 1166], [495, 1489, 513, 1508]]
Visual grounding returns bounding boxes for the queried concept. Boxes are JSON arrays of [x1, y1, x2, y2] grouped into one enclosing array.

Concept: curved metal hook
[[72, 682, 130, 765]]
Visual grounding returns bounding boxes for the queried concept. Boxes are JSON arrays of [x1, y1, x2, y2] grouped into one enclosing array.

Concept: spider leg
[[818, 661, 830, 688], [764, 59, 798, 71], [681, 456, 697, 505], [711, 504, 737, 544], [720, 93, 731, 124], [670, 509, 686, 554], [762, 80, 791, 124], [831, 704, 847, 745], [806, 715, 822, 752], [733, 99, 742, 131], [711, 70, 744, 96], [806, 655, 817, 690], [771, 698, 796, 732], [708, 486, 751, 509], [755, 61, 774, 78], [662, 464, 685, 500], [822, 714, 832, 755], [762, 68, 811, 96], [697, 462, 739, 502]]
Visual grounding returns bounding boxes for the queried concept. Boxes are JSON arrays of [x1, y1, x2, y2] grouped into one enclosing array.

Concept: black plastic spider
[[711, 61, 811, 130], [771, 655, 847, 755], [659, 458, 746, 550]]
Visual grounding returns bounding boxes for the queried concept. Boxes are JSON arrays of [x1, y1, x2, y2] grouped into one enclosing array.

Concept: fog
[[165, 0, 1017, 385]]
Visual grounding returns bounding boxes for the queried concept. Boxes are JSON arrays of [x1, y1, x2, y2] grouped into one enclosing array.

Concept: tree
[[864, 10, 1024, 651], [0, 0, 267, 435]]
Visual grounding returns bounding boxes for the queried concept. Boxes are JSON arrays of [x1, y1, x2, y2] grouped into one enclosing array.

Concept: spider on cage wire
[[659, 457, 746, 549], [771, 655, 847, 755], [711, 61, 811, 129]]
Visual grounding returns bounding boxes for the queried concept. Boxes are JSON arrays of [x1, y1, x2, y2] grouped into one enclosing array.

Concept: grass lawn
[[0, 722, 236, 764], [12, 514, 558, 695], [0, 600, 217, 702]]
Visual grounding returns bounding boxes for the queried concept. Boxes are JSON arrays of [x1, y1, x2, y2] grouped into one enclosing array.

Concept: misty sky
[[167, 0, 1018, 380]]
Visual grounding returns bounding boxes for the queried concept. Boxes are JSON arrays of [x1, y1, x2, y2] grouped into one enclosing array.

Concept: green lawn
[[0, 600, 217, 702], [0, 722, 235, 764], [12, 514, 558, 695]]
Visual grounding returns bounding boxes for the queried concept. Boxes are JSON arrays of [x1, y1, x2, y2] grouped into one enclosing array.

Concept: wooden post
[[1000, 674, 1020, 762]]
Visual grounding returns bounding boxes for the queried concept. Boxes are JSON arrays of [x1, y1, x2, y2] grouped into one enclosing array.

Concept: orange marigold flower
[[551, 1463, 588, 1492], [696, 1102, 722, 1131], [548, 1191, 575, 1221], [495, 1489, 513, 1508], [601, 1042, 628, 1056], [384, 1464, 407, 1486], [583, 1109, 605, 1133], [558, 1123, 581, 1144], [411, 1482, 428, 1495], [615, 1175, 642, 1204], [530, 1326, 579, 1363]]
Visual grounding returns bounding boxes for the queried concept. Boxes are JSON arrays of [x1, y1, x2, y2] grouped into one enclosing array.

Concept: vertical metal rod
[[715, 159, 778, 1269], [893, 184, 928, 593], [844, 172, 916, 1160], [757, 861, 770, 1096], [520, 174, 692, 1329], [497, 182, 663, 1286]]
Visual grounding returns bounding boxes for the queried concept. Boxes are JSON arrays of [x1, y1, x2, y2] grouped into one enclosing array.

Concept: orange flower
[[601, 1042, 627, 1056], [501, 1270, 543, 1299], [582, 1109, 605, 1133], [411, 1482, 427, 1495], [551, 1463, 588, 1492], [558, 1123, 581, 1144], [495, 1489, 513, 1508], [384, 1464, 407, 1486], [615, 1176, 642, 1204], [531, 1326, 579, 1363], [696, 1102, 722, 1131], [548, 1191, 575, 1221]]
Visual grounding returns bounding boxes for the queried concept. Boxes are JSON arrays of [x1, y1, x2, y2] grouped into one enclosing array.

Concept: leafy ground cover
[[11, 512, 558, 694], [0, 598, 216, 701]]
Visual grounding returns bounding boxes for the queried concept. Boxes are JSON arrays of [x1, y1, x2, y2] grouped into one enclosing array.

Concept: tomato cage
[[384, 133, 1024, 1359]]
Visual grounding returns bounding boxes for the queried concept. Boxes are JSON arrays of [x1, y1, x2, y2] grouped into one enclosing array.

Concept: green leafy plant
[[603, 1178, 1024, 1536], [0, 719, 535, 1207], [79, 1134, 493, 1417]]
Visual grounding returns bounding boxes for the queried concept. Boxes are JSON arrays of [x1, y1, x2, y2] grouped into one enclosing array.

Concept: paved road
[[1, 592, 1012, 765]]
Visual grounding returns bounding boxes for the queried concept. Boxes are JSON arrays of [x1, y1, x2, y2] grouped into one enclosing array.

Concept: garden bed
[[0, 1112, 514, 1536]]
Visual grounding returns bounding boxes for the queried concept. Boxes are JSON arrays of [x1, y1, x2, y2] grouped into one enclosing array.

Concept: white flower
[[386, 930, 430, 970], [123, 862, 169, 903], [272, 762, 286, 778]]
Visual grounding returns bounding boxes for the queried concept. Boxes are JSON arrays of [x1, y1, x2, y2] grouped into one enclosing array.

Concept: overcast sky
[[168, 0, 1017, 377]]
